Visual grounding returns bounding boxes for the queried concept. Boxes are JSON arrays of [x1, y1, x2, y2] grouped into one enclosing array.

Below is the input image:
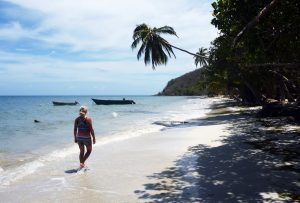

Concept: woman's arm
[[87, 118, 96, 144], [74, 118, 78, 143]]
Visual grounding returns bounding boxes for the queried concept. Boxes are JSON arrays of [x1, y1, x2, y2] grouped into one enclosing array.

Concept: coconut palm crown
[[194, 48, 208, 68], [131, 23, 178, 69]]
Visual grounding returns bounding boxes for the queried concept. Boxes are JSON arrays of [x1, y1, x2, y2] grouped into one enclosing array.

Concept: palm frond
[[131, 38, 141, 49], [144, 40, 152, 66], [156, 26, 178, 37], [131, 23, 178, 68], [160, 38, 176, 58], [137, 42, 146, 60], [194, 47, 209, 68]]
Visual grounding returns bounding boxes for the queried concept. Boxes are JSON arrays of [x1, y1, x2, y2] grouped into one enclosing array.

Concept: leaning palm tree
[[194, 47, 208, 68], [131, 23, 200, 69]]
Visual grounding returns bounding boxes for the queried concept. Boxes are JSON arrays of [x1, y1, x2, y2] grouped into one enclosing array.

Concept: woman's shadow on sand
[[65, 169, 79, 174], [65, 167, 89, 174]]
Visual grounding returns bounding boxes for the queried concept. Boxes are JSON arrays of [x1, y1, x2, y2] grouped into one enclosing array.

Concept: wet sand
[[1, 102, 298, 202], [0, 119, 227, 202]]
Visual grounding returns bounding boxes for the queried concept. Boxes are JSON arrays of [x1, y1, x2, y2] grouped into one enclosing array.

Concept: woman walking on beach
[[74, 106, 96, 169]]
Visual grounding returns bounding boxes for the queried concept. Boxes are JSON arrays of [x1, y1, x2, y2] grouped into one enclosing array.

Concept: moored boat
[[91, 98, 135, 105], [52, 101, 79, 106]]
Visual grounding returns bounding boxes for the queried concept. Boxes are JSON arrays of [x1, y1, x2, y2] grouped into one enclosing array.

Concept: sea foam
[[0, 96, 215, 187], [0, 161, 44, 186]]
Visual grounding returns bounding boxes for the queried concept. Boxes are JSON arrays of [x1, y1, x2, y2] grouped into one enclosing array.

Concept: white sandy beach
[[1, 103, 298, 202], [0, 117, 227, 202]]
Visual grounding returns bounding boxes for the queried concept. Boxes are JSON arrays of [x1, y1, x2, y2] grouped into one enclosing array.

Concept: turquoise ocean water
[[0, 95, 213, 186]]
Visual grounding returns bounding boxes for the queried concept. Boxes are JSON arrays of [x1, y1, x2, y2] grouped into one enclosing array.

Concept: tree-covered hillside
[[157, 68, 207, 96]]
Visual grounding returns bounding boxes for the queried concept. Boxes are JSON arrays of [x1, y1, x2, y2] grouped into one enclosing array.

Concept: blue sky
[[0, 0, 218, 95]]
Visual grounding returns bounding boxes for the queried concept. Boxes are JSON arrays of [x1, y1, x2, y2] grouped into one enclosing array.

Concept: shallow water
[[0, 95, 213, 186]]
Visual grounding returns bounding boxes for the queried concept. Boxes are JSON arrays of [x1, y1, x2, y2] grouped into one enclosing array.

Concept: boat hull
[[52, 101, 78, 106], [91, 98, 135, 105]]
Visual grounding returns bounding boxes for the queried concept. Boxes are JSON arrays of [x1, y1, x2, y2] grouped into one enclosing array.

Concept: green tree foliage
[[204, 0, 300, 104]]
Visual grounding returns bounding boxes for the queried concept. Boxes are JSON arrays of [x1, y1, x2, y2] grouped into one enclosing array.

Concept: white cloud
[[0, 50, 186, 94], [0, 22, 30, 40], [1, 0, 218, 95], [0, 50, 186, 83], [6, 0, 217, 51]]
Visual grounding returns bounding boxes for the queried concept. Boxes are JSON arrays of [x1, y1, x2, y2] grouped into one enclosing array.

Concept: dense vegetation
[[131, 0, 299, 109], [202, 0, 300, 105]]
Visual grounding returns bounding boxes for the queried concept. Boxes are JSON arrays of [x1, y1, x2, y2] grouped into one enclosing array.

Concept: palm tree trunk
[[232, 0, 281, 48], [169, 44, 201, 57]]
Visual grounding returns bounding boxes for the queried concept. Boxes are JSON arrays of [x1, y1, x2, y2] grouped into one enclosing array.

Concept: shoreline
[[1, 120, 229, 202], [0, 96, 216, 186], [1, 98, 299, 202]]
